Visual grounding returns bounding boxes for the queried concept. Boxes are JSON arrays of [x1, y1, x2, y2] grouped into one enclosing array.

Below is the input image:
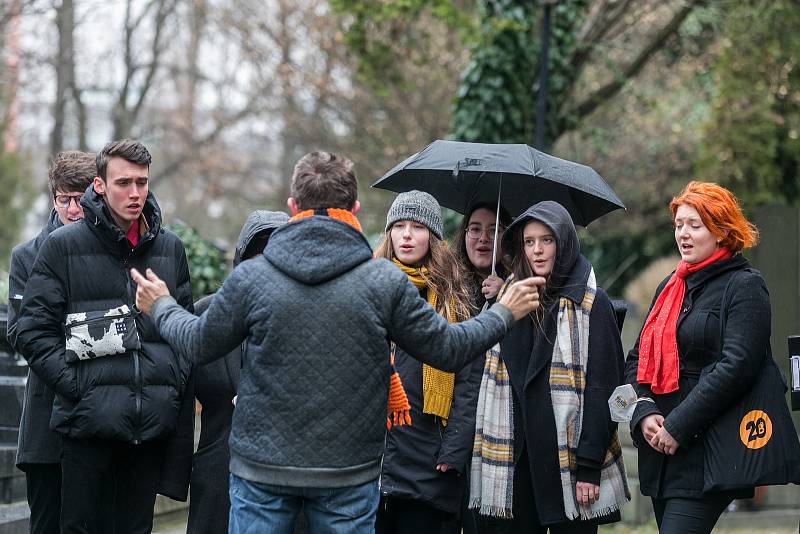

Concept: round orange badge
[[739, 410, 772, 449]]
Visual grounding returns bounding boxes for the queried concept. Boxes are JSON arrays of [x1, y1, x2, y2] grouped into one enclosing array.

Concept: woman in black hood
[[469, 201, 628, 533]]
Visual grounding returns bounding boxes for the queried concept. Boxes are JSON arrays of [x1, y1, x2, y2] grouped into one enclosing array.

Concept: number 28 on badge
[[739, 410, 772, 449]]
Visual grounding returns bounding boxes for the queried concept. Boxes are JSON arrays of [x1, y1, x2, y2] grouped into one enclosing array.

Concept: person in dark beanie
[[131, 151, 545, 534], [187, 210, 291, 534], [7, 150, 95, 534], [14, 139, 194, 534]]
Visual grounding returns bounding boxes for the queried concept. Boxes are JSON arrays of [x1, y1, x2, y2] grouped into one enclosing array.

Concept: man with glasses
[[7, 151, 95, 534], [14, 139, 194, 534]]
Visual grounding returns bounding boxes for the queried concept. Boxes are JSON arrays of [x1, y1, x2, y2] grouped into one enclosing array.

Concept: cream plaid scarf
[[551, 268, 630, 520], [468, 342, 515, 518]]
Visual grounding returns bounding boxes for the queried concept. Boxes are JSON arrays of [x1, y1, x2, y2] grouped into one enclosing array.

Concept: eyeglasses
[[466, 226, 504, 241], [54, 194, 84, 209]]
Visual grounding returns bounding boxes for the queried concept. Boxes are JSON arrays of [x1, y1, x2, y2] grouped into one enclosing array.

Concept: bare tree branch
[[569, 0, 636, 74], [563, 0, 699, 131]]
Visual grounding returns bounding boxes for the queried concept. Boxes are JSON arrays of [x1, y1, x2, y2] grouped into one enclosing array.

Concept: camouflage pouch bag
[[64, 305, 141, 362]]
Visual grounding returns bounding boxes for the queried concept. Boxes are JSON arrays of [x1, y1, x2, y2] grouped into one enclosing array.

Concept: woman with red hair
[[624, 181, 766, 533]]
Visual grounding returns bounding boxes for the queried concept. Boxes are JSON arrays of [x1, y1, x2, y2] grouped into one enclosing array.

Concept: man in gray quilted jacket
[[132, 151, 543, 534]]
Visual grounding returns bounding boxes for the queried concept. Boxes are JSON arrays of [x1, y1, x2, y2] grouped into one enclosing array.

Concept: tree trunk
[[51, 0, 75, 157]]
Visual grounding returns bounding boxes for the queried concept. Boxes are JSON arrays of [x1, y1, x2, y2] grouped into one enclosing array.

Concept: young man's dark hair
[[95, 138, 152, 181], [8, 150, 95, 534], [290, 151, 357, 210], [48, 151, 97, 197], [15, 139, 194, 534]]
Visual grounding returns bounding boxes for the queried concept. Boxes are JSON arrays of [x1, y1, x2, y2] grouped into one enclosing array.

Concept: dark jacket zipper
[[122, 248, 142, 444]]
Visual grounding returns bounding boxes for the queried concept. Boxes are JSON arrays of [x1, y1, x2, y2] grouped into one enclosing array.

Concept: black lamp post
[[535, 0, 560, 149]]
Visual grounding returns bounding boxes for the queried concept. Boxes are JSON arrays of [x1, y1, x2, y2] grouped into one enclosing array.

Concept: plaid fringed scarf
[[551, 268, 630, 520], [290, 208, 412, 429], [391, 259, 458, 425], [468, 342, 515, 518]]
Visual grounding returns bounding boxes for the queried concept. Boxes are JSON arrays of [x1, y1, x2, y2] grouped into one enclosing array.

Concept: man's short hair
[[48, 151, 96, 197], [96, 139, 152, 181], [290, 152, 357, 211]]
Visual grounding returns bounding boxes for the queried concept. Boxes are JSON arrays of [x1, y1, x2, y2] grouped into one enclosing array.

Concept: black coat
[[8, 210, 63, 468], [186, 294, 240, 534], [15, 186, 194, 445], [380, 289, 484, 514], [625, 254, 768, 499], [500, 273, 624, 526], [498, 202, 625, 526]]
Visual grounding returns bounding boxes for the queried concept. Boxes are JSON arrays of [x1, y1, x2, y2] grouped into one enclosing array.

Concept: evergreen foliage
[[169, 222, 228, 301], [696, 0, 800, 210]]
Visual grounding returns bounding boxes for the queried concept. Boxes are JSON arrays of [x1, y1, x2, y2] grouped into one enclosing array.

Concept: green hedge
[[168, 222, 228, 301]]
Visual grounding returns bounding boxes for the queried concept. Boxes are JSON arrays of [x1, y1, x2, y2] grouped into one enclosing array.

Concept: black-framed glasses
[[54, 194, 84, 209], [466, 225, 504, 241]]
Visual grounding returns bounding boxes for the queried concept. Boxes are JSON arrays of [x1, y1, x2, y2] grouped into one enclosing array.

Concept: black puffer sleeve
[[15, 236, 78, 400]]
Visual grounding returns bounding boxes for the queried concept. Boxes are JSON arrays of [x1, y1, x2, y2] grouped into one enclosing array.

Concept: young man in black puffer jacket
[[15, 139, 193, 534]]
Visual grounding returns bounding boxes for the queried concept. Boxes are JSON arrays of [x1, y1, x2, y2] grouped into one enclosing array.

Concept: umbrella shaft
[[491, 180, 502, 276]]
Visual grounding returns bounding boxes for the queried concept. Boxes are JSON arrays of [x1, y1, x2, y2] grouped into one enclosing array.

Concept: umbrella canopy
[[372, 139, 625, 226]]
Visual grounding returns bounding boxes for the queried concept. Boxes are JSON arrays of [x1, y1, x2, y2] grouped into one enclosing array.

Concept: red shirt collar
[[126, 218, 140, 247]]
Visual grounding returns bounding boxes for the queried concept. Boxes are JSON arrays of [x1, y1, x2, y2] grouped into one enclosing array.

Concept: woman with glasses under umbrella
[[451, 203, 513, 312], [444, 202, 512, 534]]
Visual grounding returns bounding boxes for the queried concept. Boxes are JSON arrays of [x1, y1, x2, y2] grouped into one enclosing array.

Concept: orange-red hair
[[669, 181, 759, 253]]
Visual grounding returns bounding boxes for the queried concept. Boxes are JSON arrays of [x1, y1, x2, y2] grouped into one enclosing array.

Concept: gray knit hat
[[385, 190, 443, 239]]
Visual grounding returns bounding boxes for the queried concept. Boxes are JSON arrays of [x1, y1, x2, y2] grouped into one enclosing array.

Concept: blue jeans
[[229, 474, 379, 534]]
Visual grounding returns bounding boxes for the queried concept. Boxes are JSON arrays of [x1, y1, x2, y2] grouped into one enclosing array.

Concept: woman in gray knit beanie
[[374, 190, 483, 532]]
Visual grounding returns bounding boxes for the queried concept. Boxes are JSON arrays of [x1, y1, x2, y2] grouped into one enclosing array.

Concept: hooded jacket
[[498, 201, 625, 525], [15, 185, 193, 444], [187, 210, 289, 534], [151, 213, 515, 489], [8, 210, 63, 467]]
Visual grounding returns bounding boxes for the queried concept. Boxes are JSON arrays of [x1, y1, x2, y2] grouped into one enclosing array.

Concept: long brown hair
[[375, 231, 472, 321]]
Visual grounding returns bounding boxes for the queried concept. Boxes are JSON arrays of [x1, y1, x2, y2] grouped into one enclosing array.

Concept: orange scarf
[[637, 248, 732, 394], [289, 208, 362, 232], [289, 207, 412, 428]]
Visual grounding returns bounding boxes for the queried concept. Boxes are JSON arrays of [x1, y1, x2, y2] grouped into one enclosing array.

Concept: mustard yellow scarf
[[392, 258, 457, 425]]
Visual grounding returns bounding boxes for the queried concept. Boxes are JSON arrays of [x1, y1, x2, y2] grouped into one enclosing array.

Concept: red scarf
[[637, 247, 732, 394]]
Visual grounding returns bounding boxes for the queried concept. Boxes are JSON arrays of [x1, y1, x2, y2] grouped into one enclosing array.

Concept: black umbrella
[[373, 139, 625, 275], [372, 139, 625, 226]]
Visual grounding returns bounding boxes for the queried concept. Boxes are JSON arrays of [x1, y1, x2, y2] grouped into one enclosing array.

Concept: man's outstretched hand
[[498, 276, 546, 320], [131, 268, 170, 315]]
